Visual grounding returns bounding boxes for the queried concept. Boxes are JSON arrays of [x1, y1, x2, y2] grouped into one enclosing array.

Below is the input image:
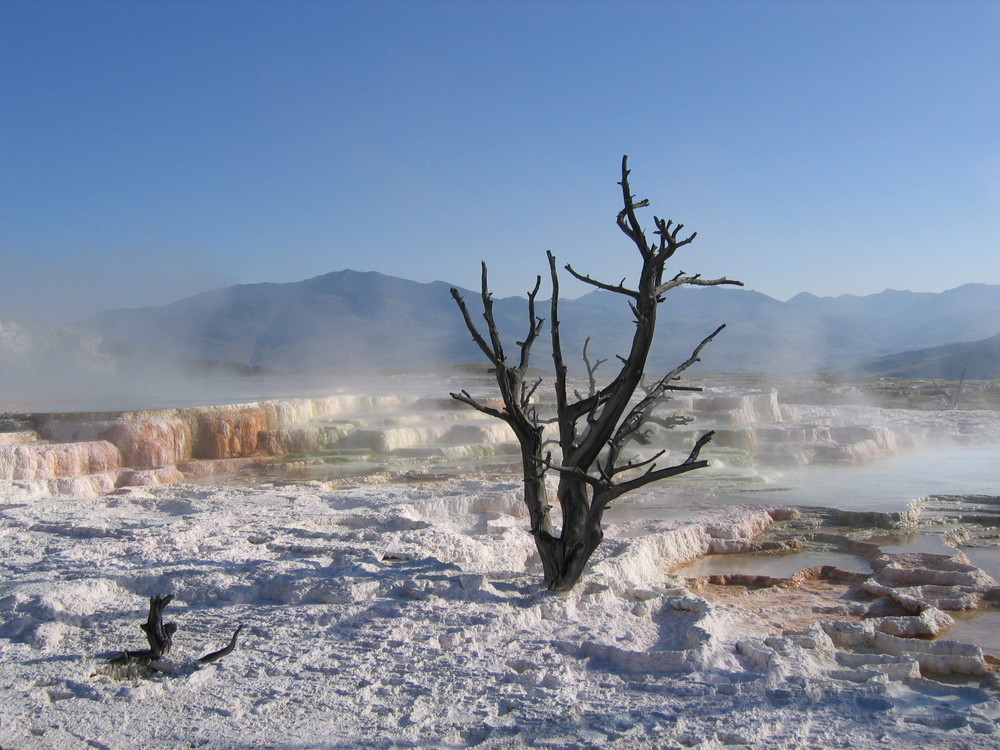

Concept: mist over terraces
[[3, 377, 998, 499], [78, 271, 1000, 376], [4, 272, 1000, 411]]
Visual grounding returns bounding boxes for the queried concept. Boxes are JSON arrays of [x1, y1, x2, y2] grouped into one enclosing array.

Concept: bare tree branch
[[616, 156, 653, 258], [605, 448, 668, 478], [449, 389, 507, 421], [535, 454, 605, 488], [109, 594, 241, 671], [564, 265, 640, 299], [199, 624, 244, 664], [515, 275, 544, 374], [521, 377, 543, 410], [642, 414, 695, 431], [582, 337, 606, 398], [600, 431, 716, 504], [450, 287, 502, 367], [548, 250, 569, 425], [655, 274, 744, 296], [614, 323, 726, 441], [653, 216, 697, 261]]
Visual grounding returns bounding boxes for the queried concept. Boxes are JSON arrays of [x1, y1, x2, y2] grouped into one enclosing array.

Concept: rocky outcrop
[[0, 401, 307, 493], [116, 467, 186, 487], [679, 523, 1000, 674], [192, 406, 272, 459], [662, 388, 924, 467], [0, 393, 519, 496], [3, 380, 997, 499], [257, 427, 337, 456], [24, 395, 425, 472], [174, 457, 260, 479], [595, 507, 779, 584], [0, 441, 122, 481], [866, 552, 1000, 612], [33, 411, 194, 468], [813, 425, 898, 463], [690, 391, 783, 425], [0, 431, 39, 445], [821, 619, 989, 676], [101, 418, 190, 468], [343, 425, 455, 453]]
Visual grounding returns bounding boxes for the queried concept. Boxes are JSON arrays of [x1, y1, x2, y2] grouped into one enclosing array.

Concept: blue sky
[[2, 0, 998, 322]]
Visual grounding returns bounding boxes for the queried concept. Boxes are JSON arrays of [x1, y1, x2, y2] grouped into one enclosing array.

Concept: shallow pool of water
[[959, 546, 1000, 583], [707, 444, 999, 513], [944, 609, 1000, 657], [861, 533, 958, 556], [675, 550, 871, 578]]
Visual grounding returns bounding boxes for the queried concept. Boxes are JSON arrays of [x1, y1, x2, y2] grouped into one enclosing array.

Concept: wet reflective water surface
[[945, 609, 1000, 658], [675, 550, 872, 578], [706, 444, 998, 513]]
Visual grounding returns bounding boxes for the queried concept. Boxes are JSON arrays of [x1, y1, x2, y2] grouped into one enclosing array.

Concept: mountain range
[[81, 270, 1000, 379], [850, 333, 1000, 380]]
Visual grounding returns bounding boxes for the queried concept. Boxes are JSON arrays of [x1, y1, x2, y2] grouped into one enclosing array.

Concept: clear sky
[[2, 0, 998, 322]]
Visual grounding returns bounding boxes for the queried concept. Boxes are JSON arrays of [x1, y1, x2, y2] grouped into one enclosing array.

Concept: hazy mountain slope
[[90, 270, 525, 371], [86, 271, 1000, 376], [850, 332, 1000, 379]]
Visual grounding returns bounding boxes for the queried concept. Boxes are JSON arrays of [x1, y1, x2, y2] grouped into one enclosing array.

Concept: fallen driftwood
[[109, 594, 242, 672], [200, 623, 244, 663]]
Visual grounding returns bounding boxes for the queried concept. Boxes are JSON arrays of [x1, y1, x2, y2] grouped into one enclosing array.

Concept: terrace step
[[0, 430, 41, 445]]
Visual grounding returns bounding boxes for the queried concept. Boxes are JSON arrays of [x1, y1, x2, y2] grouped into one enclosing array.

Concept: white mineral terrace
[[2, 384, 997, 497], [2, 382, 1000, 748]]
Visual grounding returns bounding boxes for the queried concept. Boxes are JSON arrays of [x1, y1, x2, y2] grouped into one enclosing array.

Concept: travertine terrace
[[2, 378, 1000, 747], [4, 380, 998, 498]]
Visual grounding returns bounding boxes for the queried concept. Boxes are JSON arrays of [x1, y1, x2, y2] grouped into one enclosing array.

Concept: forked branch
[[599, 430, 717, 507]]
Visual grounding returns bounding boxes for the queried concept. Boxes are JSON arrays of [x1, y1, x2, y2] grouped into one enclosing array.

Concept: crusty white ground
[[1, 476, 998, 749]]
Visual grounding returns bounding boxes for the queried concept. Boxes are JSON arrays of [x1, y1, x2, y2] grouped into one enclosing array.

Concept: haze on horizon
[[2, 0, 998, 324]]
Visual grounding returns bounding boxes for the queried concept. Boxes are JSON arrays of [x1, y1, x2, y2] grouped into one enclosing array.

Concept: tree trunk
[[515, 426, 561, 586], [534, 474, 605, 591]]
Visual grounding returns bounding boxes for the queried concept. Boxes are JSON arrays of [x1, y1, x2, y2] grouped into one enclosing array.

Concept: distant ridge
[[850, 332, 1000, 379], [89, 270, 489, 371], [84, 272, 1000, 376]]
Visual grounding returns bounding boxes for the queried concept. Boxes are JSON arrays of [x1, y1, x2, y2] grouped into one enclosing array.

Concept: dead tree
[[109, 593, 242, 672], [109, 594, 177, 668], [450, 156, 742, 591]]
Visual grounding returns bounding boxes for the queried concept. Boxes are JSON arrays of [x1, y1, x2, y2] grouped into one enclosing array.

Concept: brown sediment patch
[[176, 456, 263, 479], [686, 565, 880, 634], [686, 549, 1000, 652]]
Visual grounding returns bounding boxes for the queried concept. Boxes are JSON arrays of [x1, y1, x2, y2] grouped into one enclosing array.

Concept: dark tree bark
[[109, 593, 242, 670], [109, 594, 177, 665], [451, 156, 742, 591]]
